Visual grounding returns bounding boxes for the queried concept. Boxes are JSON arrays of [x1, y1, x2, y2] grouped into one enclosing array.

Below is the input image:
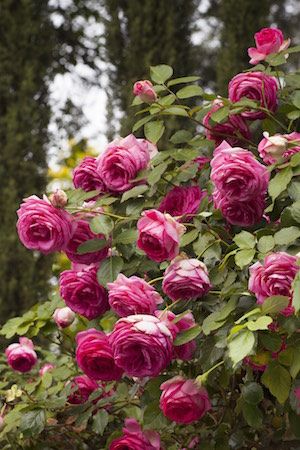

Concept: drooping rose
[[228, 72, 279, 120], [76, 329, 123, 381], [159, 377, 211, 424], [203, 99, 251, 146], [107, 274, 163, 317], [39, 363, 55, 376], [110, 418, 161, 450], [162, 257, 211, 301], [258, 131, 300, 165], [53, 307, 76, 328], [248, 28, 290, 65], [65, 219, 108, 265], [59, 265, 109, 320], [5, 337, 37, 373], [109, 314, 173, 377], [17, 195, 75, 254], [96, 134, 152, 193], [67, 375, 99, 404], [133, 80, 157, 103], [73, 156, 105, 195], [158, 186, 205, 222], [137, 209, 186, 262]]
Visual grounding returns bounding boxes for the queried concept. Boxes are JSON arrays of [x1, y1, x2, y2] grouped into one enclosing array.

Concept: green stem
[[196, 360, 224, 385], [149, 276, 164, 285]]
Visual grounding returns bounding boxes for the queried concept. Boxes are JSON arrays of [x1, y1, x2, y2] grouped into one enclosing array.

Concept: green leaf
[[132, 115, 153, 132], [260, 332, 282, 352], [20, 409, 45, 437], [261, 361, 291, 404], [289, 181, 300, 201], [173, 324, 202, 346], [202, 298, 237, 336], [242, 401, 263, 428], [233, 231, 256, 249], [90, 215, 114, 238], [144, 120, 165, 143], [121, 185, 148, 203], [92, 410, 109, 435], [77, 238, 108, 254], [266, 52, 287, 66], [162, 106, 189, 117], [167, 76, 200, 87], [114, 229, 138, 245], [148, 162, 168, 185], [170, 130, 193, 144], [97, 256, 124, 288], [289, 200, 300, 223], [274, 226, 300, 245], [292, 272, 300, 313], [241, 382, 264, 405], [257, 235, 275, 253], [246, 316, 273, 331], [290, 152, 300, 167], [210, 106, 230, 123], [180, 229, 199, 247], [261, 295, 289, 314], [235, 249, 255, 269], [292, 90, 300, 109], [268, 166, 293, 201], [150, 65, 173, 84], [228, 330, 255, 366], [176, 85, 203, 99]]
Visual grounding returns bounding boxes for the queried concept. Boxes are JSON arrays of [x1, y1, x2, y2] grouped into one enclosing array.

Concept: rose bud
[[159, 376, 211, 424], [49, 189, 68, 208], [5, 337, 37, 373], [258, 131, 300, 165], [110, 418, 161, 450], [39, 363, 55, 376], [53, 307, 76, 329], [133, 80, 157, 103], [248, 27, 290, 65]]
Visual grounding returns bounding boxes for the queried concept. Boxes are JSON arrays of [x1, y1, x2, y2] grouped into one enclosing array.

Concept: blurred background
[[0, 0, 299, 323]]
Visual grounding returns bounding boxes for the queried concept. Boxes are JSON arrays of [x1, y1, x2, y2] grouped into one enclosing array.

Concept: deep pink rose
[[65, 219, 108, 265], [73, 156, 105, 195], [133, 80, 157, 103], [158, 186, 205, 222], [107, 274, 163, 317], [203, 99, 251, 146], [248, 28, 290, 65], [210, 141, 269, 201], [137, 209, 186, 262], [162, 257, 211, 301], [213, 190, 266, 227], [249, 252, 299, 315], [110, 418, 161, 450], [96, 134, 152, 193], [53, 306, 76, 328], [5, 337, 37, 373], [228, 72, 279, 120], [67, 375, 99, 404], [160, 377, 211, 424], [258, 131, 300, 165], [59, 265, 109, 320], [76, 329, 123, 381], [17, 195, 75, 254], [39, 363, 55, 376], [194, 156, 210, 170], [109, 314, 173, 377]]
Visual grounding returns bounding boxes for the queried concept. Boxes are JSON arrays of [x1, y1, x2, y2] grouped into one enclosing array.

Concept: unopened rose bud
[[133, 80, 157, 103], [258, 132, 288, 164], [39, 363, 55, 376], [53, 307, 75, 329], [49, 189, 68, 208]]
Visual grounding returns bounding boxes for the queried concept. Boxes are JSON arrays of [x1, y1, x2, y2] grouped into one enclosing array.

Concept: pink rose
[[158, 186, 205, 222], [53, 307, 76, 328], [203, 99, 251, 146], [59, 266, 109, 320], [107, 274, 163, 317], [73, 156, 105, 195], [67, 375, 99, 404], [159, 376, 211, 424], [49, 189, 68, 208], [39, 363, 55, 376], [258, 131, 300, 164], [210, 141, 269, 201], [76, 329, 123, 381], [228, 72, 279, 120], [5, 337, 37, 373], [133, 80, 157, 103], [65, 219, 108, 265], [110, 418, 161, 450], [249, 252, 299, 315], [194, 156, 210, 170], [162, 257, 211, 301], [248, 28, 290, 65], [137, 209, 186, 262], [96, 134, 152, 193], [109, 314, 173, 377], [17, 195, 75, 254]]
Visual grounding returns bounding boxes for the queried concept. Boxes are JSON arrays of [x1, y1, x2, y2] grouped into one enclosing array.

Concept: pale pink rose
[[39, 363, 55, 376], [110, 418, 161, 450], [67, 375, 99, 404], [107, 274, 163, 317], [109, 314, 173, 377], [228, 72, 279, 120], [258, 131, 300, 164], [59, 266, 109, 320], [249, 252, 299, 316], [137, 209, 186, 262], [73, 156, 105, 195], [65, 219, 109, 265], [96, 134, 152, 193], [248, 28, 290, 65], [160, 376, 211, 424], [76, 329, 123, 381], [203, 99, 251, 146], [162, 257, 211, 301], [158, 186, 205, 222], [210, 141, 269, 201], [5, 337, 37, 373], [133, 80, 157, 103], [17, 195, 75, 254], [49, 189, 68, 208], [53, 307, 76, 328]]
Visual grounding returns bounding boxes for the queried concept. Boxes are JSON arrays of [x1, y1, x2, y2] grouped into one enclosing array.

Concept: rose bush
[[1, 26, 300, 450]]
